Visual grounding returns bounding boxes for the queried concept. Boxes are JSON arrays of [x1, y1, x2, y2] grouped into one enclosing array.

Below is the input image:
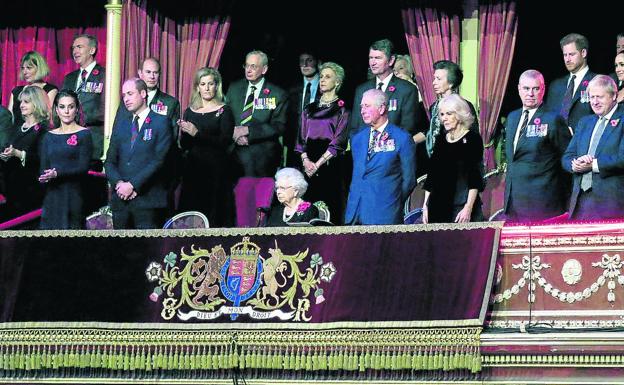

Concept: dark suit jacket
[[62, 63, 106, 160], [0, 105, 12, 148], [562, 105, 624, 219], [226, 78, 288, 177], [285, 81, 321, 166], [114, 89, 180, 143], [349, 75, 419, 136], [105, 110, 172, 210], [504, 106, 571, 221], [344, 123, 416, 225], [545, 70, 596, 131]]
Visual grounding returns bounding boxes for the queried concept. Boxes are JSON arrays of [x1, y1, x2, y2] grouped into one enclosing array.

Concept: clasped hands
[[177, 119, 198, 137], [0, 145, 21, 161], [302, 158, 319, 177], [38, 168, 57, 183], [115, 181, 137, 201], [233, 125, 249, 146], [571, 154, 594, 173]]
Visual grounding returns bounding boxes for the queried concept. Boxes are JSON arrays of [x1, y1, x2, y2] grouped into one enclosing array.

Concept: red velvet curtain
[[0, 27, 106, 107], [478, 1, 517, 170], [121, 0, 231, 113], [401, 2, 461, 116]]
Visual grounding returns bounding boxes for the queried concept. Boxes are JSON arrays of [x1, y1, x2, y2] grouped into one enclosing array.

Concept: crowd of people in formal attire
[[1, 32, 624, 230]]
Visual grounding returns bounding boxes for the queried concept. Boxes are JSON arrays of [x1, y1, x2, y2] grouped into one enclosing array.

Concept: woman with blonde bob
[[423, 94, 484, 224], [8, 51, 58, 126], [177, 67, 235, 227], [0, 86, 51, 221]]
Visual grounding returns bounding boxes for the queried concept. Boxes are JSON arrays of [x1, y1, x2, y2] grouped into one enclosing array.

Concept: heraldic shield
[[219, 237, 263, 319]]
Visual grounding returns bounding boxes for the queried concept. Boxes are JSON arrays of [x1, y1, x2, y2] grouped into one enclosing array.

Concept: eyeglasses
[[275, 185, 293, 192], [243, 64, 261, 71]]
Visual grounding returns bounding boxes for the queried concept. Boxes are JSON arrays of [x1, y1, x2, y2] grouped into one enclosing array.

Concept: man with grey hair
[[504, 70, 571, 222], [545, 33, 596, 131], [345, 89, 416, 225], [226, 50, 288, 177], [562, 75, 624, 220]]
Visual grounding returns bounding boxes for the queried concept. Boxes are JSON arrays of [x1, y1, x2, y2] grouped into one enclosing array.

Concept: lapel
[[129, 110, 154, 158], [506, 109, 521, 158], [580, 114, 599, 154], [595, 109, 623, 156], [571, 71, 591, 105]]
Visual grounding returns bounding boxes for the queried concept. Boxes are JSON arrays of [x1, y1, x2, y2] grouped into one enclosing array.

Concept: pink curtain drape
[[402, 5, 461, 116], [0, 27, 106, 107], [478, 1, 517, 170], [121, 0, 230, 113]]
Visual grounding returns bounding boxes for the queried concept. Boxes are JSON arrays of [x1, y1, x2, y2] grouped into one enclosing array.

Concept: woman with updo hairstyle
[[8, 51, 58, 127], [0, 86, 50, 221], [423, 94, 484, 224], [177, 67, 235, 227], [295, 61, 349, 223], [39, 89, 92, 229], [265, 167, 319, 227]]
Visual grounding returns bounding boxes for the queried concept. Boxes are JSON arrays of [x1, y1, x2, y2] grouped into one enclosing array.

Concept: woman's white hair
[[438, 93, 475, 129], [275, 167, 308, 198]]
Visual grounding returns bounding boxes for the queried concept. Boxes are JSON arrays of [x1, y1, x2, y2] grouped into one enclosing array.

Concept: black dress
[[39, 129, 92, 229], [266, 201, 320, 227], [11, 83, 58, 127], [424, 130, 484, 223], [179, 105, 235, 227], [0, 120, 48, 221]]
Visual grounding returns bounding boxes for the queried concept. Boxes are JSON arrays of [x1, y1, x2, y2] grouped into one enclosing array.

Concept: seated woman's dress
[[424, 130, 484, 223], [265, 201, 319, 227], [39, 129, 92, 229]]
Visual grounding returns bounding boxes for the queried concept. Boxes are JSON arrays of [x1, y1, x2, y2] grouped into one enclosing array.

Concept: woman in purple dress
[[0, 87, 50, 222], [295, 62, 349, 223], [39, 90, 92, 229]]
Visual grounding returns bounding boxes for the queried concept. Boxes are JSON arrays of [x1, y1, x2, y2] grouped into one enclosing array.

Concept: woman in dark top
[[8, 51, 58, 127], [178, 67, 234, 227], [0, 87, 50, 221], [423, 94, 484, 224], [295, 62, 349, 223], [266, 167, 319, 227], [39, 90, 92, 229]]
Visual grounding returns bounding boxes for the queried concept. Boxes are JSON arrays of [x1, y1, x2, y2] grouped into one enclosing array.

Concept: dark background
[[1, 0, 622, 121]]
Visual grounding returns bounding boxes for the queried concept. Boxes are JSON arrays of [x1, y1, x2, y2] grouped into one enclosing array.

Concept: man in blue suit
[[349, 39, 420, 138], [105, 78, 173, 229], [545, 33, 596, 132], [562, 75, 624, 220], [504, 70, 571, 222], [345, 89, 416, 225]]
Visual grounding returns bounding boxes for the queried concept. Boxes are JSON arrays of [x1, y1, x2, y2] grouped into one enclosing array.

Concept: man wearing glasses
[[226, 50, 289, 177]]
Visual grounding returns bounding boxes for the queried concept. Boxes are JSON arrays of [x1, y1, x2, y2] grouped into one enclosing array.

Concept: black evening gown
[[179, 105, 235, 227], [266, 202, 320, 227], [424, 130, 484, 223], [39, 129, 92, 229], [0, 120, 48, 222]]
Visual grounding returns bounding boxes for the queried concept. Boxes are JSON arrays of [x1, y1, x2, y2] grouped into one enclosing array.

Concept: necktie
[[130, 115, 139, 149], [76, 69, 88, 92], [240, 85, 256, 125], [514, 110, 530, 151], [367, 129, 381, 156], [377, 82, 384, 90], [581, 117, 608, 191], [560, 74, 576, 121], [302, 82, 311, 110]]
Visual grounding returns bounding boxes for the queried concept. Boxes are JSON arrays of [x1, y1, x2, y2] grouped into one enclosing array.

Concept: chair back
[[85, 206, 113, 230], [481, 166, 506, 220], [314, 201, 331, 222], [163, 211, 209, 229]]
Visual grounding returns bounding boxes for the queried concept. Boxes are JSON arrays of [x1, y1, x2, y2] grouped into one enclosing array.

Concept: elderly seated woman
[[265, 167, 319, 227]]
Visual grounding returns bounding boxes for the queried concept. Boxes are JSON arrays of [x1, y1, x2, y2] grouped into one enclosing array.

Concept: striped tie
[[130, 115, 139, 149], [240, 85, 256, 125]]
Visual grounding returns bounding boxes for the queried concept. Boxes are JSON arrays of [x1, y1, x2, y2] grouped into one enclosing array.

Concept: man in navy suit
[[345, 89, 416, 225], [349, 39, 419, 138], [226, 50, 288, 177], [504, 70, 571, 222], [562, 75, 624, 220], [545, 33, 596, 132], [105, 78, 172, 229]]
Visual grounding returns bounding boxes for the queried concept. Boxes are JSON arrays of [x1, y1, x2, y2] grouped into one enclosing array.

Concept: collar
[[570, 65, 589, 83], [375, 73, 394, 91], [371, 119, 389, 134], [147, 89, 158, 105], [81, 61, 97, 75], [599, 104, 618, 122], [248, 78, 266, 94], [134, 106, 151, 128]]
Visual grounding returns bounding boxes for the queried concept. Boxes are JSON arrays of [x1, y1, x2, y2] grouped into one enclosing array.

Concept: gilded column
[[103, 0, 123, 160], [459, 0, 479, 108]]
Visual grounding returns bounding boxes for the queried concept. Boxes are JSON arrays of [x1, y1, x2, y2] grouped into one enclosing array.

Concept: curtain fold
[[478, 0, 517, 170], [120, 0, 231, 113], [401, 2, 461, 117]]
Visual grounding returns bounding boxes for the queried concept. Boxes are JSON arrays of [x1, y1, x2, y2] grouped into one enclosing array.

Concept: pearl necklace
[[20, 123, 35, 133], [318, 96, 338, 108], [282, 200, 302, 222]]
